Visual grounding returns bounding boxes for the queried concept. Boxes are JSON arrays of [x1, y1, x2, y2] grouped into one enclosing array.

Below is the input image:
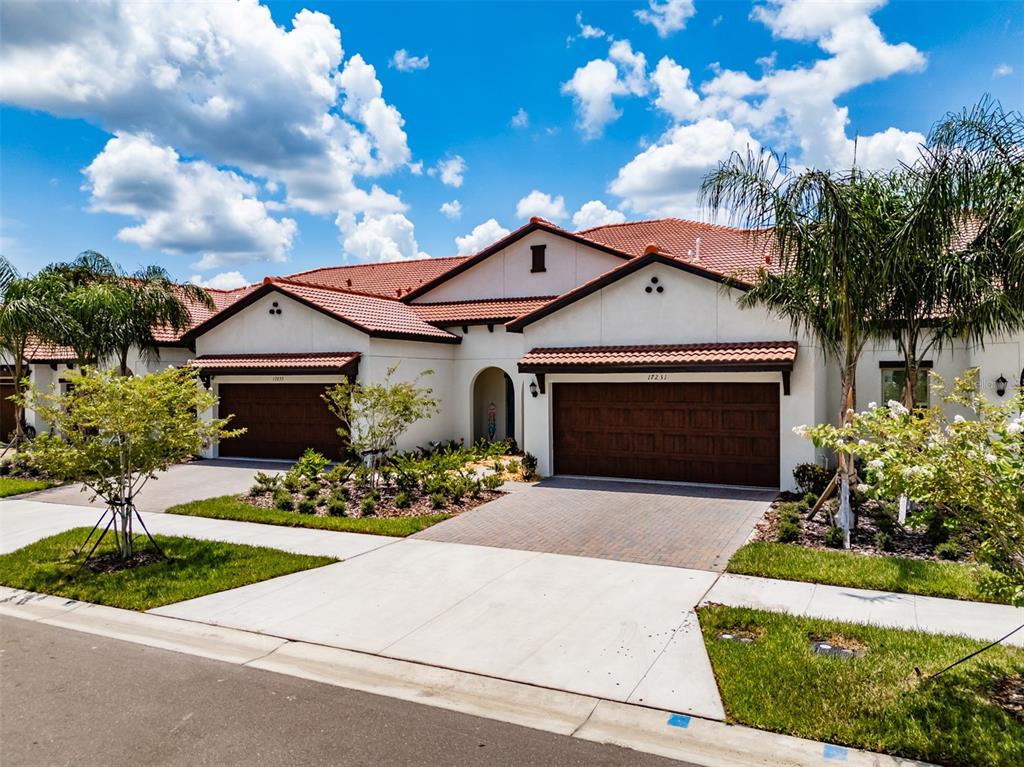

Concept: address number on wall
[[647, 373, 668, 381], [272, 376, 286, 382]]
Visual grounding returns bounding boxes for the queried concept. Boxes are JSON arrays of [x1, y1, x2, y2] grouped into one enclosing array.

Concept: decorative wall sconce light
[[529, 380, 539, 398], [995, 374, 1008, 397]]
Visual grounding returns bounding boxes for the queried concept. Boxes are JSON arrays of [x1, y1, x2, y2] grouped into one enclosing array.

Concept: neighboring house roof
[[23, 339, 77, 363], [282, 256, 469, 299], [518, 341, 799, 373], [151, 284, 258, 344], [183, 279, 460, 345], [411, 296, 556, 326], [400, 218, 634, 302], [188, 351, 361, 375], [505, 251, 751, 333], [577, 218, 774, 280]]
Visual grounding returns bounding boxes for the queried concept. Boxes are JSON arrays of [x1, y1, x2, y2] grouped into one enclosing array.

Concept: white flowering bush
[[803, 372, 1024, 605]]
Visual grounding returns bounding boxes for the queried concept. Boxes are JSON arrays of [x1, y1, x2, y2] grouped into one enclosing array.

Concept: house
[[21, 218, 1024, 490]]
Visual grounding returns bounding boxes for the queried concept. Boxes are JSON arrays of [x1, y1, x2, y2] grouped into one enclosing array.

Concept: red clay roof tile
[[410, 296, 556, 325], [188, 351, 360, 371], [281, 257, 469, 299], [518, 341, 798, 370]]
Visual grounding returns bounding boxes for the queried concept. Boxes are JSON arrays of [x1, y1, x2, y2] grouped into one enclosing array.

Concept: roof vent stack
[[694, 237, 701, 262]]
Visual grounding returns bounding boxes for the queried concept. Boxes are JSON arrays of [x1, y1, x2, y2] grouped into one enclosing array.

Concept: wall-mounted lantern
[[529, 380, 539, 398], [995, 374, 1008, 397]]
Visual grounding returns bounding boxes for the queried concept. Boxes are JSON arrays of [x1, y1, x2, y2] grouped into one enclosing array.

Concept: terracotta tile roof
[[188, 351, 360, 372], [282, 256, 469, 299], [150, 284, 258, 343], [268, 279, 460, 343], [24, 339, 77, 362], [576, 218, 776, 282], [411, 296, 556, 325], [518, 341, 798, 370]]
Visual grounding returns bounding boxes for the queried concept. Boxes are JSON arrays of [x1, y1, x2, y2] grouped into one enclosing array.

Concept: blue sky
[[1, 0, 1021, 289]]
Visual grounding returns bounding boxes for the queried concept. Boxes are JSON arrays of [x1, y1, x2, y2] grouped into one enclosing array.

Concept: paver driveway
[[21, 458, 287, 513], [414, 477, 774, 571]]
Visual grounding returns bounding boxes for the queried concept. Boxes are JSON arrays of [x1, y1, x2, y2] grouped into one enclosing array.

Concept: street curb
[[0, 586, 935, 767]]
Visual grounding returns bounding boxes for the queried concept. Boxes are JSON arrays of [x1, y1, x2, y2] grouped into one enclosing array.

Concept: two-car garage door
[[553, 382, 779, 487], [218, 383, 346, 460]]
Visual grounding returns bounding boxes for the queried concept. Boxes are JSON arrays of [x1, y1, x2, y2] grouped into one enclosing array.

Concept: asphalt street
[[0, 617, 698, 767]]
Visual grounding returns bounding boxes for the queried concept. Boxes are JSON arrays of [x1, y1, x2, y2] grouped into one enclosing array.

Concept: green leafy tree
[[802, 372, 1024, 605], [24, 367, 241, 560], [323, 365, 439, 489], [0, 257, 64, 446], [702, 152, 891, 547]]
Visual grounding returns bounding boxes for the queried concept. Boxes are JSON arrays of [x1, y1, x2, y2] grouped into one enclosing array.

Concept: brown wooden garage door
[[553, 382, 779, 487], [217, 383, 346, 460]]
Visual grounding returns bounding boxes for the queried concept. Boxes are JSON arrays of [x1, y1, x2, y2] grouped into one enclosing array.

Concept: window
[[881, 367, 930, 406], [530, 244, 546, 273]]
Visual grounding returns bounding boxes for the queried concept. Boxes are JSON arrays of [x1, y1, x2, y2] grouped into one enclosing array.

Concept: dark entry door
[[552, 382, 779, 487], [218, 383, 346, 460]]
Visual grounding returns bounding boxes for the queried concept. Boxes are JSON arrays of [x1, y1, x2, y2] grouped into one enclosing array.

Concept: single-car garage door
[[553, 382, 779, 487], [218, 383, 346, 460]]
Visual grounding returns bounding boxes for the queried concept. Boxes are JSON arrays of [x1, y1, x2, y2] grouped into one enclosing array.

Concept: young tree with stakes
[[24, 367, 241, 561]]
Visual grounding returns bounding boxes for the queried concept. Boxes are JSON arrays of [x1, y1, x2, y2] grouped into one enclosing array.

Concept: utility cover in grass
[[699, 605, 1024, 767], [0, 528, 336, 611]]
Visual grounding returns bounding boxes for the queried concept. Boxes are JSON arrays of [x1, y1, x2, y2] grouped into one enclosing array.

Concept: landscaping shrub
[[394, 490, 412, 509], [801, 492, 818, 509], [327, 497, 347, 517], [302, 483, 320, 500], [482, 473, 504, 491], [273, 489, 294, 511], [250, 471, 281, 496], [824, 527, 845, 549], [332, 484, 350, 500], [360, 495, 377, 516], [297, 497, 317, 514], [521, 452, 538, 479], [323, 463, 354, 485], [777, 520, 800, 543], [282, 472, 302, 492], [352, 465, 372, 490], [429, 492, 445, 510], [874, 530, 895, 552], [294, 448, 330, 481], [793, 462, 831, 496], [935, 541, 965, 561]]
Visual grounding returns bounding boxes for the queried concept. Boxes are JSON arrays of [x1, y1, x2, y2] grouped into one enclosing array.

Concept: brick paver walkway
[[414, 477, 774, 571]]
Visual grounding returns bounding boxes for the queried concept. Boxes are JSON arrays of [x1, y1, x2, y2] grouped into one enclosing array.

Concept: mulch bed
[[752, 493, 963, 562], [247, 481, 503, 521], [991, 674, 1024, 723], [83, 549, 164, 573]]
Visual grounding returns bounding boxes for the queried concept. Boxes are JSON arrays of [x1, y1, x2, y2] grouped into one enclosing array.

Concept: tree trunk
[[837, 361, 857, 549], [118, 347, 130, 377], [11, 357, 26, 448]]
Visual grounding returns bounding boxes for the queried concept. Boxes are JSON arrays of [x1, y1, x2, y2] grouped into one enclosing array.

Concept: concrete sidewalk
[[704, 573, 1024, 646], [0, 590, 934, 767], [0, 499, 395, 560]]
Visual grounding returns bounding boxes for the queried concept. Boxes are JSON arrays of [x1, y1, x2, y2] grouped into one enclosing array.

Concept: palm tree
[[0, 257, 64, 446], [702, 152, 891, 547], [880, 99, 1024, 408], [44, 252, 213, 374], [109, 266, 213, 376]]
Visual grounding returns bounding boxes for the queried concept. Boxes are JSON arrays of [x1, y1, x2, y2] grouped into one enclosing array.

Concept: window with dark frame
[[530, 244, 546, 273]]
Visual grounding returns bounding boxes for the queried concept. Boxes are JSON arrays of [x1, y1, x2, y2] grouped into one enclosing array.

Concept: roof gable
[[400, 219, 632, 302], [183, 280, 460, 345], [505, 251, 752, 332], [283, 256, 468, 299]]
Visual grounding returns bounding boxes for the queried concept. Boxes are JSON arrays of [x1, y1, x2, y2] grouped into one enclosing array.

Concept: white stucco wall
[[517, 263, 823, 489], [412, 231, 625, 302]]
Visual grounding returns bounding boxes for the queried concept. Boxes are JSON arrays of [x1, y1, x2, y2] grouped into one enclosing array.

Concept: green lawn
[[0, 477, 53, 497], [0, 528, 335, 611], [167, 495, 451, 537], [727, 541, 1006, 604], [700, 605, 1024, 767]]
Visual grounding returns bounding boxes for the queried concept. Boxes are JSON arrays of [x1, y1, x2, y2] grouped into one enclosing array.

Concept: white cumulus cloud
[[338, 212, 424, 263], [635, 0, 696, 38], [390, 49, 430, 72], [993, 63, 1013, 78], [562, 40, 648, 138], [572, 200, 627, 230], [440, 200, 462, 219], [455, 219, 510, 256], [191, 271, 250, 290], [432, 155, 466, 188], [511, 108, 529, 128], [652, 57, 700, 121], [516, 190, 569, 222], [84, 133, 296, 269]]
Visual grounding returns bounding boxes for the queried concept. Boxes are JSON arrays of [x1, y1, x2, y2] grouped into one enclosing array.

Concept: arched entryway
[[472, 367, 515, 444]]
